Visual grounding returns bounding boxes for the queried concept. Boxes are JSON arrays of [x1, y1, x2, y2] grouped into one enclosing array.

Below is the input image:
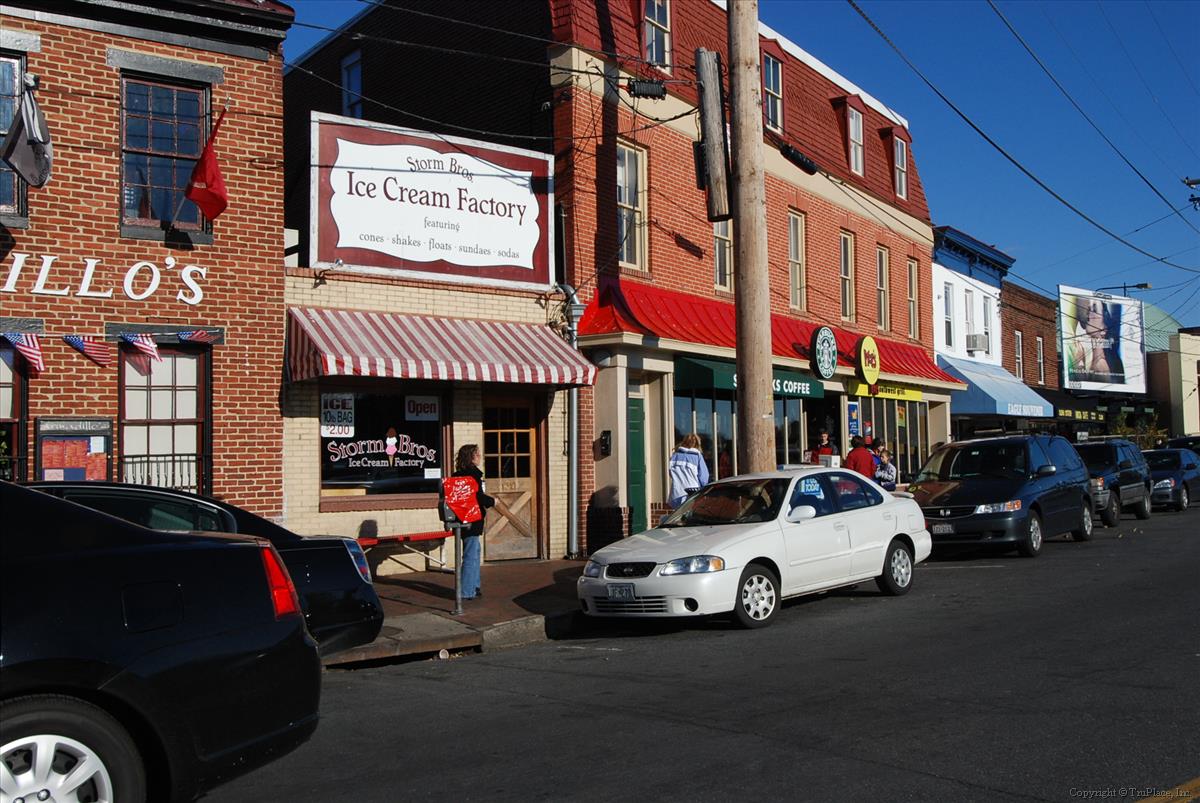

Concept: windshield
[[661, 478, 791, 527], [915, 442, 1028, 481], [1145, 451, 1180, 470], [1073, 444, 1116, 470]]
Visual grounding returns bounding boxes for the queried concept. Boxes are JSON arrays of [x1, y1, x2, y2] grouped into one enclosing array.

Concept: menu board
[[36, 419, 112, 481]]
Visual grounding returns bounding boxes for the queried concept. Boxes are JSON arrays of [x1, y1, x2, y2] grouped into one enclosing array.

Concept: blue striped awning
[[937, 355, 1053, 418]]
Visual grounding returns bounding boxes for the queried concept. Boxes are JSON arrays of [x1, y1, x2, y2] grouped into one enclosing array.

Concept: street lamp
[[1095, 283, 1152, 296]]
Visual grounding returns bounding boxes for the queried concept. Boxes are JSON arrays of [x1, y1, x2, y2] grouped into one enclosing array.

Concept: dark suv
[[906, 435, 1093, 557], [1074, 439, 1152, 526]]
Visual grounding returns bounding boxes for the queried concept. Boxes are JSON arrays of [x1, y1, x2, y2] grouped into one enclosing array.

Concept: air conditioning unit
[[965, 333, 989, 352]]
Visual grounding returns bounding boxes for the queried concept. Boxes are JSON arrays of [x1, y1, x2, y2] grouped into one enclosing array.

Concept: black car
[[1, 482, 321, 802], [30, 482, 384, 656], [1143, 448, 1200, 511], [1074, 439, 1153, 527], [906, 435, 1093, 557]]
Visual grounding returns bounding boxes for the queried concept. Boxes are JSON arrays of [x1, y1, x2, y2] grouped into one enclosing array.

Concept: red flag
[[185, 106, 228, 221]]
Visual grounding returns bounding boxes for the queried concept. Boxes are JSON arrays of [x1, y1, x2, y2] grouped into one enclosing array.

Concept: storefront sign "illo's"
[[1, 252, 207, 306]]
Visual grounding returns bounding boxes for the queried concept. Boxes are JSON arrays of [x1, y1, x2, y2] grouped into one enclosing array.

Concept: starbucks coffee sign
[[810, 326, 838, 380]]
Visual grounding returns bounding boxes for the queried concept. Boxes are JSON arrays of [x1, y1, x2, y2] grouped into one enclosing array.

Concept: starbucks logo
[[810, 326, 838, 380]]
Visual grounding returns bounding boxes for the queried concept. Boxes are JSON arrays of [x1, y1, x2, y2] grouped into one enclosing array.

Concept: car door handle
[[834, 522, 848, 531]]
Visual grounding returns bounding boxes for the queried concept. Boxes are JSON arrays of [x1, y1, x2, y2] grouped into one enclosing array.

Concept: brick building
[[282, 0, 964, 557], [0, 0, 292, 516]]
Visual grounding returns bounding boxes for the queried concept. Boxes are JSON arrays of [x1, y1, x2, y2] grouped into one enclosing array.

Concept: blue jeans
[[461, 535, 481, 598]]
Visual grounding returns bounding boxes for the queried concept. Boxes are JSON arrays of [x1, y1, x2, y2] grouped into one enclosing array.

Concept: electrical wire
[[1143, 0, 1200, 102]]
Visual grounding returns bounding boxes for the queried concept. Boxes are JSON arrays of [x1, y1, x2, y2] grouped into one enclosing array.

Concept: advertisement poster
[[311, 113, 554, 291], [847, 401, 860, 436], [321, 392, 442, 495], [1058, 285, 1146, 394]]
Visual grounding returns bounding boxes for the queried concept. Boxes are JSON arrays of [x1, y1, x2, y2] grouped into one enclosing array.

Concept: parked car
[[0, 482, 321, 802], [1167, 435, 1200, 453], [1074, 439, 1153, 526], [1143, 448, 1200, 511], [29, 481, 383, 656], [577, 468, 931, 629], [906, 435, 1093, 557]]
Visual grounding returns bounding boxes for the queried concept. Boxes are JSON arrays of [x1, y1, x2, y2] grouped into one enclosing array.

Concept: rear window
[[1145, 451, 1180, 470], [915, 441, 1027, 481], [1074, 444, 1116, 470]]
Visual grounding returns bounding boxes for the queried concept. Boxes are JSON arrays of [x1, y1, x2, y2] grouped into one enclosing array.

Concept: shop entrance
[[805, 396, 843, 457], [482, 401, 540, 560]]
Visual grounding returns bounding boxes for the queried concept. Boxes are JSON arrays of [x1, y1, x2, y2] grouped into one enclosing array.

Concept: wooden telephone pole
[[728, 0, 775, 473]]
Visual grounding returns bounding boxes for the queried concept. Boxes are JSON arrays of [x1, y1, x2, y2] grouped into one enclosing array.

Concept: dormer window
[[848, 106, 864, 175], [894, 137, 908, 198], [644, 0, 670, 70], [762, 53, 782, 131]]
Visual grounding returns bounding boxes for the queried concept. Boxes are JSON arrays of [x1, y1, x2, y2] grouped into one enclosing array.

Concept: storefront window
[[320, 388, 445, 496], [1, 348, 24, 481]]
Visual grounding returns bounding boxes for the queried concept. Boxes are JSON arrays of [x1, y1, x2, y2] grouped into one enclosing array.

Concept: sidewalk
[[324, 558, 586, 666]]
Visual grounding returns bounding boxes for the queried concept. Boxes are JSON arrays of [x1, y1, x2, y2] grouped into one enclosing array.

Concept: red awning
[[287, 307, 596, 385], [579, 281, 960, 385]]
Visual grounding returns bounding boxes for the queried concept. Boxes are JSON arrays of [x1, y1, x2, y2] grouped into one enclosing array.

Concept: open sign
[[405, 395, 439, 421]]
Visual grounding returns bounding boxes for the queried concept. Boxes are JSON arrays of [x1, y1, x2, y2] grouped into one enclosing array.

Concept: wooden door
[[482, 403, 540, 560]]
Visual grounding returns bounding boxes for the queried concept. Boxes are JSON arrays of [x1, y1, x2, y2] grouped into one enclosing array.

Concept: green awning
[[674, 357, 824, 398]]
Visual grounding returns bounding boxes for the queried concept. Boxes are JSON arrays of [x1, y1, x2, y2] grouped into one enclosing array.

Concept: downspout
[[559, 282, 583, 559]]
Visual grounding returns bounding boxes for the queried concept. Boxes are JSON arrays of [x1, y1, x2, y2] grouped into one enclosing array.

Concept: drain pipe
[[559, 282, 587, 559]]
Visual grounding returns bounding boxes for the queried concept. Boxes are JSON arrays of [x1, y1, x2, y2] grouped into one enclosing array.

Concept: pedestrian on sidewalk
[[809, 429, 837, 464], [668, 433, 710, 509], [874, 448, 898, 491], [453, 444, 494, 600], [844, 436, 876, 478]]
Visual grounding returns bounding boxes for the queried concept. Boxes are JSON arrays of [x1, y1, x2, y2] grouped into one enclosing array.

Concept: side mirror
[[786, 505, 817, 523], [1036, 464, 1057, 478], [1118, 459, 1133, 470]]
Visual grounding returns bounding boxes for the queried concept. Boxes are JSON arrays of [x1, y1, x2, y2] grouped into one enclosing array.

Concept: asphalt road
[[215, 508, 1199, 802]]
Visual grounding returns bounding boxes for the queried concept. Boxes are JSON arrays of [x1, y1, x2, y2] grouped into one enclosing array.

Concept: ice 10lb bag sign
[[312, 113, 554, 291]]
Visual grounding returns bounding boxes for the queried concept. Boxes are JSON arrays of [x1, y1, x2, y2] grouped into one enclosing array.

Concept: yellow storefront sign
[[847, 380, 924, 401]]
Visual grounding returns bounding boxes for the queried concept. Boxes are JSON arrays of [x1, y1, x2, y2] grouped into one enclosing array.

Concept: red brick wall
[[1000, 281, 1060, 390], [1, 14, 287, 516]]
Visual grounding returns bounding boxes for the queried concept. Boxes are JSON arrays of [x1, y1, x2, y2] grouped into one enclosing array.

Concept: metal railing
[[119, 454, 203, 494]]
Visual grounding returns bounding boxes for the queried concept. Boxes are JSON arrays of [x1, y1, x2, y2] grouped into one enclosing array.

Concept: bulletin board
[[35, 418, 113, 482]]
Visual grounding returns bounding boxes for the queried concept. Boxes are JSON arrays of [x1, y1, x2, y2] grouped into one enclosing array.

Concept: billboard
[[310, 112, 554, 291], [1058, 285, 1145, 394]]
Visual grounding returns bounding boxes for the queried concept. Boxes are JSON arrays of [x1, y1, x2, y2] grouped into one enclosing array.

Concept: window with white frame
[[943, 282, 954, 347], [907, 258, 919, 338], [840, 230, 856, 320], [876, 246, 890, 331], [644, 0, 670, 69], [893, 137, 908, 199], [763, 53, 782, 131], [341, 50, 363, 118], [788, 210, 806, 309], [848, 106, 864, 175], [617, 141, 646, 269], [964, 288, 975, 339], [1014, 330, 1024, 379], [713, 219, 732, 290], [120, 347, 208, 493], [982, 298, 992, 354], [1036, 337, 1045, 384]]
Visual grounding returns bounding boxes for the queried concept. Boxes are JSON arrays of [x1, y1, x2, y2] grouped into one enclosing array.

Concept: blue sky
[[282, 0, 1200, 326]]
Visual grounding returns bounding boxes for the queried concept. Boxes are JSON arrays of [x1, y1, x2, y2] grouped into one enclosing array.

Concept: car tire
[[732, 562, 780, 629], [1177, 487, 1190, 513], [1017, 511, 1043, 557], [0, 695, 146, 803], [1134, 491, 1152, 520], [1100, 491, 1120, 527], [1071, 499, 1094, 541], [875, 539, 914, 596]]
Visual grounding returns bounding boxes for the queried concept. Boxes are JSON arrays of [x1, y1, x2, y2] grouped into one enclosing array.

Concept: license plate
[[932, 523, 955, 535], [607, 583, 635, 600]]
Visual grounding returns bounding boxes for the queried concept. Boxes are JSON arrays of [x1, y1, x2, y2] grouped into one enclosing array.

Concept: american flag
[[120, 333, 161, 362], [177, 330, 218, 344], [3, 333, 45, 372], [63, 335, 114, 366]]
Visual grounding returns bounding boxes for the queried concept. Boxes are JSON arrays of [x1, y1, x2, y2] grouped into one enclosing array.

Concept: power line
[[844, 0, 1200, 276], [1143, 0, 1200, 102], [988, 0, 1199, 236]]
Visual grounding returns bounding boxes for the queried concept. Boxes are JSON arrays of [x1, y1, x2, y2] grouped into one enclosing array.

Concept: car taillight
[[344, 539, 373, 584], [260, 545, 301, 619]]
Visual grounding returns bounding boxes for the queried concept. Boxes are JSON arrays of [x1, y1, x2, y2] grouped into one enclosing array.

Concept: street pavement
[[215, 508, 1199, 802]]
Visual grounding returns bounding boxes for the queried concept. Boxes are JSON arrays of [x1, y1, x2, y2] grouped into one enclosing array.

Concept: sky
[[281, 0, 1200, 327]]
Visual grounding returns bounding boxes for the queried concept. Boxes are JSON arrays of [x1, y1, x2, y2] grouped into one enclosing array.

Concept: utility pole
[[727, 0, 775, 473]]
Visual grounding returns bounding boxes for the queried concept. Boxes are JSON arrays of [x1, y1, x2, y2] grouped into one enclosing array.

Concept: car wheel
[[733, 562, 780, 629], [1177, 487, 1190, 513], [1071, 499, 1094, 541], [1100, 491, 1120, 527], [0, 695, 146, 803], [875, 539, 914, 596], [1134, 491, 1152, 520], [1018, 511, 1043, 557]]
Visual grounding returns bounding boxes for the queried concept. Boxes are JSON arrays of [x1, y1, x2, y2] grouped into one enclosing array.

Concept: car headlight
[[583, 560, 604, 578], [1154, 478, 1176, 490], [660, 555, 725, 575], [974, 500, 1023, 514]]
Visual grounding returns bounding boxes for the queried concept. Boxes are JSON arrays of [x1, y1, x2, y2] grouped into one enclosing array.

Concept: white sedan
[[577, 467, 932, 628]]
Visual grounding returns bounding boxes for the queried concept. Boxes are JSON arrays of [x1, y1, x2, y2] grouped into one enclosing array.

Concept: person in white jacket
[[668, 433, 711, 509]]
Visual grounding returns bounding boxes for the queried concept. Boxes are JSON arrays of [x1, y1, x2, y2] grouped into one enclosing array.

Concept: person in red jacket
[[844, 436, 876, 478], [809, 429, 837, 464]]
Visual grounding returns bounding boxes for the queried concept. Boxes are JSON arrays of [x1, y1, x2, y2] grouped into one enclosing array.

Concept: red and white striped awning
[[287, 306, 596, 386]]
